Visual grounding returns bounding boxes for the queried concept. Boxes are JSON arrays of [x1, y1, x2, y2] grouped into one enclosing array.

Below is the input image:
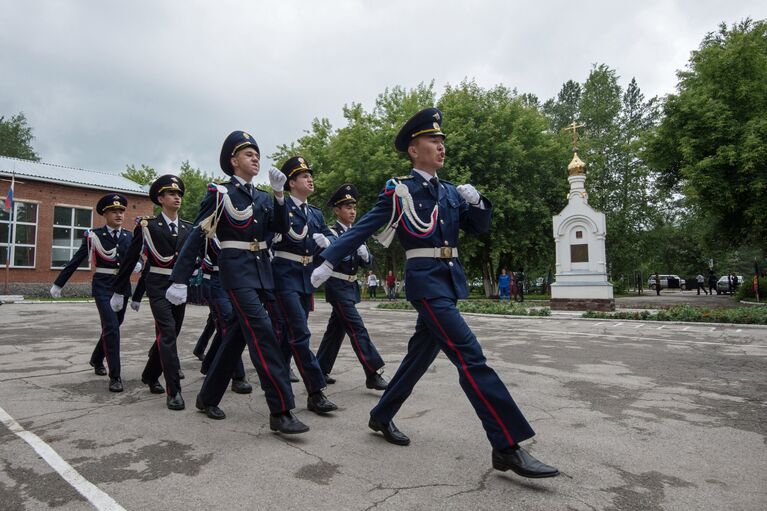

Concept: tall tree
[[646, 18, 767, 245], [0, 112, 40, 161], [122, 164, 157, 185]]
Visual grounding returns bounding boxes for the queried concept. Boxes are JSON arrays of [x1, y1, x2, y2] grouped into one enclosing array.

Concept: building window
[[0, 201, 38, 268], [52, 206, 92, 269], [575, 230, 583, 239]]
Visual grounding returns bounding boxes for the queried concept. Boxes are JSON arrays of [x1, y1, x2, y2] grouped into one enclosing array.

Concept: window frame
[[0, 199, 40, 268], [50, 204, 94, 270]]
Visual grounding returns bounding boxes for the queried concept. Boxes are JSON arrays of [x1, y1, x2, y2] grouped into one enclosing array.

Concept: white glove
[[130, 301, 141, 312], [166, 283, 188, 305], [50, 284, 62, 298], [457, 184, 481, 205], [356, 244, 370, 262], [133, 261, 143, 273], [311, 261, 333, 288], [110, 293, 125, 312], [268, 167, 287, 191], [313, 233, 330, 249]]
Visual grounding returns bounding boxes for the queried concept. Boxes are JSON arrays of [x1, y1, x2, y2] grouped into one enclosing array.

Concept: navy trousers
[[90, 294, 128, 378], [317, 300, 384, 377], [200, 278, 245, 379], [194, 311, 216, 358], [273, 290, 326, 393], [144, 296, 186, 396], [198, 287, 294, 413], [370, 297, 535, 450]]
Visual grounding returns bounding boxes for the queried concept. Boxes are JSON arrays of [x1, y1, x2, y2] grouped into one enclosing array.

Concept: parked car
[[647, 274, 687, 291], [716, 275, 745, 295]]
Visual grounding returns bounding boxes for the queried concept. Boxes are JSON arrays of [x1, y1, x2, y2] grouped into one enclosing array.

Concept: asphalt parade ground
[[0, 300, 765, 510]]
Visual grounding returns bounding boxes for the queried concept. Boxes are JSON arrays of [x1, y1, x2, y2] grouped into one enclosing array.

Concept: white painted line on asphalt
[[0, 404, 125, 511], [736, 329, 742, 333], [682, 326, 690, 331], [657, 325, 666, 330], [634, 324, 642, 329], [612, 323, 624, 327]]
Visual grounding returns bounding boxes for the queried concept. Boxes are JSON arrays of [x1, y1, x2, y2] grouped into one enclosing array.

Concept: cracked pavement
[[0, 301, 765, 510]]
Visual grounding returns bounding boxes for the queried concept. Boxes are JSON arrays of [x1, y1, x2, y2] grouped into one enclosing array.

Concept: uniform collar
[[161, 212, 177, 227], [106, 226, 121, 236], [290, 195, 308, 209], [232, 175, 254, 186], [412, 168, 437, 182]]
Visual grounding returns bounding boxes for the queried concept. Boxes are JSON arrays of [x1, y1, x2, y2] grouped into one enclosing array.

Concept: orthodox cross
[[563, 121, 585, 150]]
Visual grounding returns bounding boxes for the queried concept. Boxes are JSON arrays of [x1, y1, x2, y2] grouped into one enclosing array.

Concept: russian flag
[[4, 175, 13, 211]]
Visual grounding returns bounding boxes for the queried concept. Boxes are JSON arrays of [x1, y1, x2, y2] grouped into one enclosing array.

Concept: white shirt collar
[[161, 212, 177, 227], [290, 195, 307, 208], [107, 226, 121, 235], [232, 175, 253, 186], [412, 168, 437, 182], [337, 221, 351, 231]]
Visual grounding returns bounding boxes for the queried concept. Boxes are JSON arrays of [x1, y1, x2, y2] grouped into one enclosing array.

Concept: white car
[[716, 275, 745, 295], [647, 274, 687, 291]]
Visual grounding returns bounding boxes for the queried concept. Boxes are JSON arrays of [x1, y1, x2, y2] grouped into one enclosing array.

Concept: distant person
[[731, 273, 739, 292], [728, 273, 734, 293], [367, 271, 379, 299], [655, 271, 661, 296], [708, 271, 717, 295], [385, 270, 396, 300], [498, 268, 511, 303], [515, 267, 525, 302], [696, 273, 708, 295]]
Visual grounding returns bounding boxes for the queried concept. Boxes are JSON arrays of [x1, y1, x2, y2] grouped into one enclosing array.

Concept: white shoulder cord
[[87, 231, 117, 261], [373, 180, 438, 247], [142, 224, 175, 264]]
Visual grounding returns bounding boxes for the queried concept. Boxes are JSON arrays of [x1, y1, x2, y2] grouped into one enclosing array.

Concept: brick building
[[1, 156, 154, 296]]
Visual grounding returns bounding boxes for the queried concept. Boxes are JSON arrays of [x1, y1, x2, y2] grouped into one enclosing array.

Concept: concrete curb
[[374, 305, 767, 329]]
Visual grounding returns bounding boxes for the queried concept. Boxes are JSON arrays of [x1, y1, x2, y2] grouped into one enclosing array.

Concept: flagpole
[[4, 170, 14, 294]]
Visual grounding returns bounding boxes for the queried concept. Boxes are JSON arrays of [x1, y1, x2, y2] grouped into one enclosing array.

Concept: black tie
[[244, 183, 254, 198], [430, 177, 440, 198], [170, 223, 177, 236], [112, 230, 119, 243], [300, 203, 307, 215]]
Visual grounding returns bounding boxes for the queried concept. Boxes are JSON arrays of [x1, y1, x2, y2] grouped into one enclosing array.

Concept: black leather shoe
[[323, 373, 336, 384], [492, 447, 559, 478], [231, 378, 253, 394], [269, 412, 309, 434], [90, 361, 107, 376], [166, 392, 185, 411], [365, 373, 388, 390], [178, 369, 185, 380], [141, 376, 165, 394], [289, 369, 300, 382], [108, 377, 123, 393], [195, 395, 225, 420], [368, 418, 410, 446], [307, 392, 338, 414]]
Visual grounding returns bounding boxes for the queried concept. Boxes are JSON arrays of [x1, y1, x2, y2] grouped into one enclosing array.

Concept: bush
[[735, 278, 767, 301], [583, 305, 767, 324], [376, 300, 551, 317]]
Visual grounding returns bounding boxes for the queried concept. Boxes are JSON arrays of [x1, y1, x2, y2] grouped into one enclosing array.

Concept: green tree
[[122, 164, 157, 186], [178, 161, 216, 222], [646, 18, 767, 245], [0, 112, 40, 161]]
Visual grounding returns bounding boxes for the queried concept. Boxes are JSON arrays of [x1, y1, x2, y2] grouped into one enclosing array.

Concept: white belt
[[405, 247, 458, 259], [330, 271, 357, 282], [205, 265, 219, 272], [94, 267, 118, 275], [149, 267, 173, 275], [274, 251, 313, 266], [220, 240, 267, 251], [203, 274, 211, 280]]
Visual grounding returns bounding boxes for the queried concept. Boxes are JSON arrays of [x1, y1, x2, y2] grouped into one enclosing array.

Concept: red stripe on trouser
[[228, 290, 286, 410], [153, 321, 168, 395], [421, 299, 516, 446], [274, 294, 309, 387], [335, 303, 374, 374]]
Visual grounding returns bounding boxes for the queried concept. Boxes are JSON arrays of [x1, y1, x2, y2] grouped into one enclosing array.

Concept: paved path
[[0, 302, 765, 510]]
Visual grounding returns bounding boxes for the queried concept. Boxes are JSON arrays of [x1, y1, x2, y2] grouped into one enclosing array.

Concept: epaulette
[[440, 179, 455, 186], [308, 203, 322, 211], [395, 175, 414, 180], [328, 227, 339, 237], [180, 218, 193, 226], [136, 215, 155, 227]]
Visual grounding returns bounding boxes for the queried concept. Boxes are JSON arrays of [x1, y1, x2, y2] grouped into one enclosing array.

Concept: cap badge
[[433, 112, 440, 121]]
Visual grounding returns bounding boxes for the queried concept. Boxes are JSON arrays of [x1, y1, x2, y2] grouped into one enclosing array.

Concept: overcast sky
[[1, 1, 764, 183]]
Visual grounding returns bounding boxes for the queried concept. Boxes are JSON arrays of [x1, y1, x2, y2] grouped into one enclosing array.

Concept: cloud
[[0, 0, 764, 184]]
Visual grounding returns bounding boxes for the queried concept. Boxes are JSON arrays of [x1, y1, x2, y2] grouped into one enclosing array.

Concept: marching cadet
[[110, 175, 192, 411], [315, 183, 388, 390], [312, 108, 559, 479], [270, 156, 338, 414], [50, 193, 139, 393], [167, 130, 308, 434]]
